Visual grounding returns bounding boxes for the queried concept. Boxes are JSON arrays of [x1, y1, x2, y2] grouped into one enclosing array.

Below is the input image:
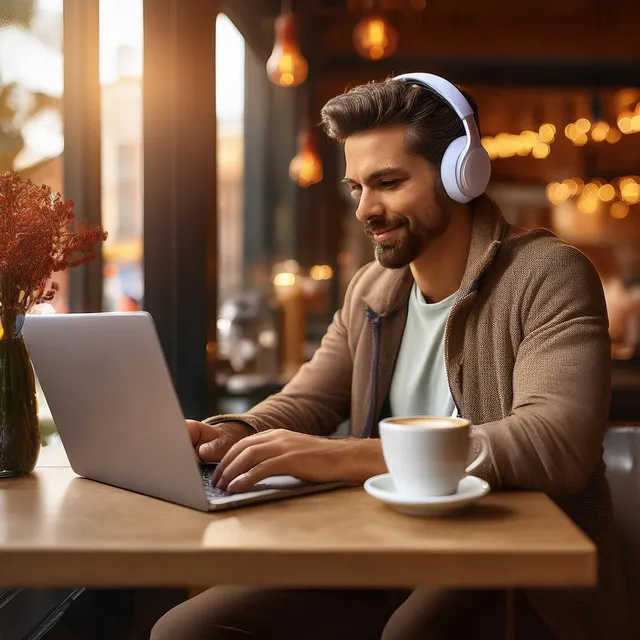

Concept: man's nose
[[355, 190, 384, 223]]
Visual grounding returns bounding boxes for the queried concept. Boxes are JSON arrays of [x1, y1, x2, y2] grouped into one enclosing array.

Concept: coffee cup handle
[[465, 430, 489, 475]]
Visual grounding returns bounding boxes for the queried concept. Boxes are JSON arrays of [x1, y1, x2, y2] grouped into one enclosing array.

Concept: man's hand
[[186, 419, 255, 462], [211, 429, 387, 493]]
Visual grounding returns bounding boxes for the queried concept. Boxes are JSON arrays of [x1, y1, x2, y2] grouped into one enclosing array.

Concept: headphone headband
[[393, 72, 474, 120], [390, 72, 491, 203]]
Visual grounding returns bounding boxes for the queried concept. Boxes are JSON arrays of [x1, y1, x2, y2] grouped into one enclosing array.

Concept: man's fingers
[[197, 437, 228, 462], [185, 419, 201, 446], [210, 437, 254, 483], [215, 442, 284, 490], [211, 430, 284, 484], [226, 457, 287, 493]]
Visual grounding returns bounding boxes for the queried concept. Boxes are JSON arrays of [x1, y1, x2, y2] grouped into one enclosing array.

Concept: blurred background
[[2, 0, 639, 426], [2, 2, 640, 637]]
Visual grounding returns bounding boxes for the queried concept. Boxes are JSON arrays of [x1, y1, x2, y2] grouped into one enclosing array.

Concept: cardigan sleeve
[[472, 243, 611, 497], [202, 266, 371, 437]]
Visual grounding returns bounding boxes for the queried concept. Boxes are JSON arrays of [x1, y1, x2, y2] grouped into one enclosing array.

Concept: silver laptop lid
[[22, 312, 209, 510]]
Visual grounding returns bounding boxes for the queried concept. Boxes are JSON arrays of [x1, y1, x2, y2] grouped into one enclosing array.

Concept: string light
[[482, 125, 554, 161], [621, 181, 640, 204], [606, 128, 622, 143], [573, 133, 589, 146], [309, 265, 333, 281], [577, 196, 599, 215], [532, 142, 551, 159], [485, 100, 639, 161], [546, 176, 640, 220], [617, 105, 640, 134], [575, 118, 592, 134], [591, 121, 610, 142], [617, 113, 633, 134], [610, 202, 630, 219], [538, 123, 556, 143], [598, 184, 615, 202]]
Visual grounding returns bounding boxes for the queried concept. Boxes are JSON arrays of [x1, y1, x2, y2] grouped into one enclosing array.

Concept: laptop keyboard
[[200, 463, 232, 500], [199, 460, 315, 504]]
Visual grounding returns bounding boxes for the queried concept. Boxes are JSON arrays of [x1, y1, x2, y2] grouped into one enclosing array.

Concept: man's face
[[343, 124, 449, 269]]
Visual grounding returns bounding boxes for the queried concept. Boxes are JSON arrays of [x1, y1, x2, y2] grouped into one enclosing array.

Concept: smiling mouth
[[371, 226, 402, 242]]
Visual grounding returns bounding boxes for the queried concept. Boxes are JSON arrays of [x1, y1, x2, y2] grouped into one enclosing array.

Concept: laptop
[[22, 312, 348, 511]]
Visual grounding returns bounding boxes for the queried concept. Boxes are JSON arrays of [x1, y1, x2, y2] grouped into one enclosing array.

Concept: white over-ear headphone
[[393, 72, 491, 204]]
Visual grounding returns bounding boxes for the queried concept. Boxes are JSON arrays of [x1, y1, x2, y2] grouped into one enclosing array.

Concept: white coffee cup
[[379, 416, 489, 498]]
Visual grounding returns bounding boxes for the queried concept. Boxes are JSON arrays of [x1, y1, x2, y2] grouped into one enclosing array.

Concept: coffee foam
[[386, 417, 467, 429]]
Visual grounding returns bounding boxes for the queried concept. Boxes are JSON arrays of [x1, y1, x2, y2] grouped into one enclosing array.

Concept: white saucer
[[363, 474, 490, 517]]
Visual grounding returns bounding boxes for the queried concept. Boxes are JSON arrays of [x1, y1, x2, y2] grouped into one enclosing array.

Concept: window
[[99, 0, 143, 312], [0, 0, 64, 437], [216, 14, 245, 302], [0, 0, 67, 312], [116, 144, 140, 238]]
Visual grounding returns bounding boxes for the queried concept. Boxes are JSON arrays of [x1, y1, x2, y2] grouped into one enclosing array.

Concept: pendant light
[[289, 128, 322, 188], [353, 0, 399, 61], [266, 1, 308, 87]]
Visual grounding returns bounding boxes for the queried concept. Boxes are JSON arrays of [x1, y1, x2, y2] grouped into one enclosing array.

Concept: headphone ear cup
[[459, 147, 491, 200], [440, 137, 468, 203]]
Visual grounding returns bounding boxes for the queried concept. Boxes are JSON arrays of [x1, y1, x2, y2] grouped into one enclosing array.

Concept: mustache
[[364, 215, 407, 236]]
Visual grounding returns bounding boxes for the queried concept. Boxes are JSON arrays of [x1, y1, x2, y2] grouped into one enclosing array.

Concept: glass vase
[[0, 333, 40, 478]]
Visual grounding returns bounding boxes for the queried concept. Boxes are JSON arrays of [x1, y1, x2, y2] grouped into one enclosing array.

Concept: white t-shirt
[[389, 283, 457, 418]]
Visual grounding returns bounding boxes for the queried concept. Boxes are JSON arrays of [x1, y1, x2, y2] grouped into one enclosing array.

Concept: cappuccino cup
[[379, 416, 489, 498]]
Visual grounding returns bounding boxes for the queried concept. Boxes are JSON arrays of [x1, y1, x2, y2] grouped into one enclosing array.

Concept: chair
[[603, 426, 640, 630]]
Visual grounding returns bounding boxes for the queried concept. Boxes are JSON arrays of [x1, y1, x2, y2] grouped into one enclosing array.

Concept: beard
[[365, 201, 450, 269]]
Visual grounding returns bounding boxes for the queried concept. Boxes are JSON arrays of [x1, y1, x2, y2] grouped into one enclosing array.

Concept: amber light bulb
[[266, 12, 308, 87], [353, 14, 398, 61], [289, 130, 322, 187]]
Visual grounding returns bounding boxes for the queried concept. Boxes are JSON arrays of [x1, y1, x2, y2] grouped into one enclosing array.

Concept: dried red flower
[[0, 171, 108, 334]]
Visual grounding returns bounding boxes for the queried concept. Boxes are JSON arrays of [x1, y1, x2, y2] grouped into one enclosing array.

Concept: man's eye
[[380, 179, 400, 189], [349, 187, 362, 200]]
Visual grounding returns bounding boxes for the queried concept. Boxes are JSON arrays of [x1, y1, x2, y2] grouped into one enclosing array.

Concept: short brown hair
[[320, 77, 481, 175]]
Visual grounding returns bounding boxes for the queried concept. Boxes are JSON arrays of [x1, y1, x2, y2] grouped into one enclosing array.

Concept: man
[[152, 74, 628, 639]]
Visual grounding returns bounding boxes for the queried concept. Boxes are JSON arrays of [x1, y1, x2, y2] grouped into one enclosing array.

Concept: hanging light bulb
[[289, 129, 322, 187], [266, 5, 308, 88], [353, 1, 399, 61]]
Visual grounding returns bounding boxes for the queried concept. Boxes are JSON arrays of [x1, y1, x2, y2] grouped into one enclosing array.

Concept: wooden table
[[0, 464, 596, 589]]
